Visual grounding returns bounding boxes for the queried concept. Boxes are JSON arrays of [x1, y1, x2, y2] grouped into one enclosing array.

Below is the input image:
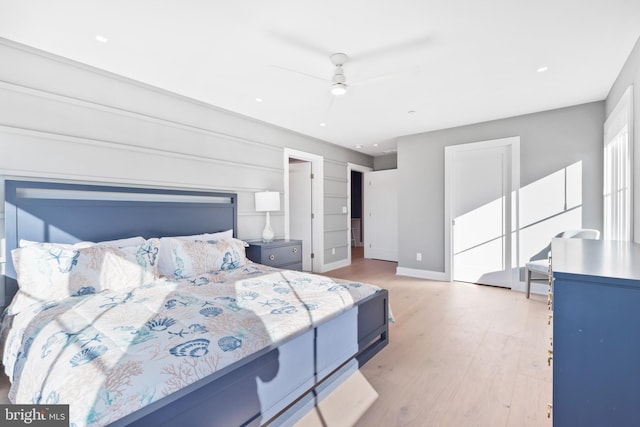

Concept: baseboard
[[395, 267, 449, 281], [322, 259, 350, 273]]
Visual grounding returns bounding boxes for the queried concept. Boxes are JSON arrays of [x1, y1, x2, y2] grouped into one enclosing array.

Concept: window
[[603, 86, 633, 241]]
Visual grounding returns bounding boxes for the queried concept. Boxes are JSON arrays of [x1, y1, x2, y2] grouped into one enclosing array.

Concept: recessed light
[[255, 97, 263, 102], [95, 35, 109, 43], [373, 143, 379, 147], [319, 122, 326, 127], [408, 110, 416, 114], [355, 144, 363, 149], [537, 66, 549, 73]]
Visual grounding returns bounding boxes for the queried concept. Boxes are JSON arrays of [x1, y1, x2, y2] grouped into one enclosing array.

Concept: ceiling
[[1, 1, 639, 156]]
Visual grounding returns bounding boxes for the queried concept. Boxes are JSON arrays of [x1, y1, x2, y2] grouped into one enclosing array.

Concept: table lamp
[[255, 191, 280, 242]]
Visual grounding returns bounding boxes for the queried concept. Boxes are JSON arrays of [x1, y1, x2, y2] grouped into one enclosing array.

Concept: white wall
[[0, 38, 373, 302]]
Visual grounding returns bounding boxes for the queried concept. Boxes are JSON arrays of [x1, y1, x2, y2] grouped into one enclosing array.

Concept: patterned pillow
[[8, 239, 160, 314], [19, 236, 146, 249], [164, 237, 248, 278], [157, 230, 233, 277]]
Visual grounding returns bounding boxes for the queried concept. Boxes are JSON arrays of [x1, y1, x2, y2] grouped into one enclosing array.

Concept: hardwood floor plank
[[506, 373, 552, 427]]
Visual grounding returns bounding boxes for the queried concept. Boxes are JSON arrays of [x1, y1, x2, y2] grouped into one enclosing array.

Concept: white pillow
[[8, 238, 160, 314], [163, 236, 247, 278], [157, 229, 233, 277]]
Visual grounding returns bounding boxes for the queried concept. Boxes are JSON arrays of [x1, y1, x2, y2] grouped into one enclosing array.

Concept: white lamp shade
[[255, 191, 280, 212]]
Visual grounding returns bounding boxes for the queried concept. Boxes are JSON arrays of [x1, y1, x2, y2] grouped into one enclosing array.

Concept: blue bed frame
[[4, 180, 389, 426]]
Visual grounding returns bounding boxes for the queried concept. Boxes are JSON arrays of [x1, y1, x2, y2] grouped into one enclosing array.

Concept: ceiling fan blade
[[351, 65, 421, 86], [269, 64, 330, 83], [327, 92, 336, 111], [268, 29, 329, 58], [320, 90, 339, 124]]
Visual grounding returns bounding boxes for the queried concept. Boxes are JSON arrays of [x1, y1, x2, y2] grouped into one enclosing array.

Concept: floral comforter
[[1, 263, 383, 426]]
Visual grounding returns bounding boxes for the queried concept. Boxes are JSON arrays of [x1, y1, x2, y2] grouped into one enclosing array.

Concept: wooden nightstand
[[245, 239, 302, 271]]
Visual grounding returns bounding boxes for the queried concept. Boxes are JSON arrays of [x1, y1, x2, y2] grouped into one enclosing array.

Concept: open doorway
[[444, 136, 520, 288], [351, 170, 364, 261], [289, 157, 313, 271], [348, 163, 372, 263], [284, 148, 324, 272]]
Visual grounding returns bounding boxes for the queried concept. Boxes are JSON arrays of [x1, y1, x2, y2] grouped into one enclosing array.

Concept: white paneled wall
[[0, 39, 372, 303]]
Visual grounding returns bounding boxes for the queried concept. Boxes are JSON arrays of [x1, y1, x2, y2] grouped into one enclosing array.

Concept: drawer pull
[[547, 403, 552, 418], [292, 247, 298, 253], [548, 314, 553, 325], [269, 254, 275, 261], [547, 349, 553, 366]]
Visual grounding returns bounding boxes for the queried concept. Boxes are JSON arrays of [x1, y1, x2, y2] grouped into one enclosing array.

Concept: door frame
[[347, 163, 373, 263], [284, 148, 324, 272], [444, 136, 520, 287]]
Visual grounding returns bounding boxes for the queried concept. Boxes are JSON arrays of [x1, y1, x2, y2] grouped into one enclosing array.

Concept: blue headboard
[[4, 180, 237, 302]]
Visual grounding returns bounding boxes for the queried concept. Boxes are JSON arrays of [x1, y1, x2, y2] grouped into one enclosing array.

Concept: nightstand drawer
[[260, 243, 302, 267], [245, 239, 303, 271]]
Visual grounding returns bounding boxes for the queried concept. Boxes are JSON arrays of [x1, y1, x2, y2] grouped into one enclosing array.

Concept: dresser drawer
[[260, 243, 302, 267]]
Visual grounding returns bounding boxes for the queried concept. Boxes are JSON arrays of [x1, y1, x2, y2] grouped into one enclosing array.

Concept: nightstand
[[245, 239, 302, 271]]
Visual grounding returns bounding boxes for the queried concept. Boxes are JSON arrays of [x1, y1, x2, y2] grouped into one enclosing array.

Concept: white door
[[451, 143, 513, 287], [364, 169, 398, 261], [289, 161, 313, 271]]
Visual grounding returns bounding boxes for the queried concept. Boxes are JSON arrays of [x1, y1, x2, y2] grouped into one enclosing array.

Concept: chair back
[[558, 229, 600, 240]]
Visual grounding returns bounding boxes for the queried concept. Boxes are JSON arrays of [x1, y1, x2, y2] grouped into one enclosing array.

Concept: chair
[[525, 229, 600, 298]]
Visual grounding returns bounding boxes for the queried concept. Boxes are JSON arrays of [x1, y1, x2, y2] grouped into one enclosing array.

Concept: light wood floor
[[321, 248, 553, 427]]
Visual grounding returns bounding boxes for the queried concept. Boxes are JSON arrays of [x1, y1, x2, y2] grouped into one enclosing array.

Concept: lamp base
[[262, 212, 274, 242], [262, 227, 274, 242]]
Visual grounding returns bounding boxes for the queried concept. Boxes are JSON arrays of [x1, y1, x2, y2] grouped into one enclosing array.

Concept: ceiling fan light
[[331, 83, 347, 95]]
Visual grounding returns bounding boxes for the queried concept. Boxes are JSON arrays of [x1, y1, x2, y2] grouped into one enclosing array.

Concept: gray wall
[[373, 153, 398, 170], [606, 36, 640, 242], [397, 101, 605, 275], [0, 38, 373, 301]]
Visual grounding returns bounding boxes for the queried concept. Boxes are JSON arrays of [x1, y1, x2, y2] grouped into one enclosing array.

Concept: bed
[[1, 179, 389, 426]]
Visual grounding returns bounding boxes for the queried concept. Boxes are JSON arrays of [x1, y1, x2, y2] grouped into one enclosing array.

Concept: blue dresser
[[552, 238, 640, 426]]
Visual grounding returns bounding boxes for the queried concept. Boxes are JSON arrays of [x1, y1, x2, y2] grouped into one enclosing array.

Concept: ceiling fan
[[269, 53, 352, 97], [272, 50, 420, 99], [269, 31, 430, 97], [329, 53, 349, 96]]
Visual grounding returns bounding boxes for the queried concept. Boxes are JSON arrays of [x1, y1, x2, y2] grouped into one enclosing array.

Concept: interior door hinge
[[310, 173, 314, 179], [311, 213, 315, 219], [310, 253, 315, 259]]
